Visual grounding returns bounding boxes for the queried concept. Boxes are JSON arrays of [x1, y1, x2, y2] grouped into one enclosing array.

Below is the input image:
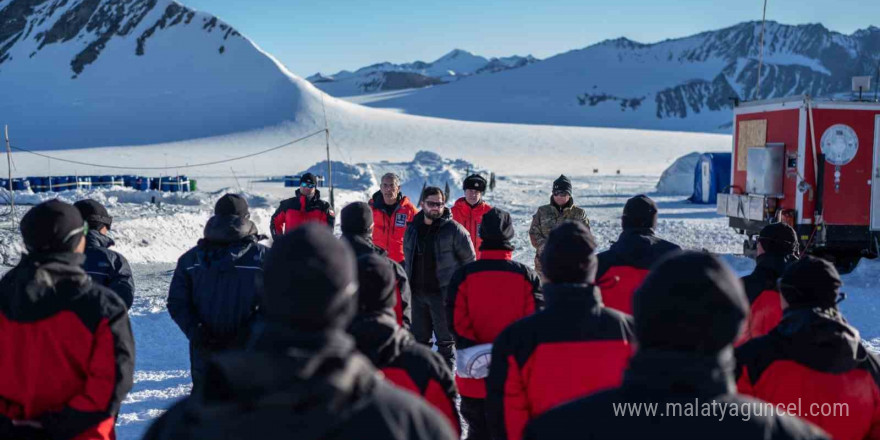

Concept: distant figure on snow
[[270, 172, 334, 237], [528, 175, 590, 280]]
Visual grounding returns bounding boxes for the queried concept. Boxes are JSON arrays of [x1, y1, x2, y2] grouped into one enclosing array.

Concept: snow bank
[[299, 151, 489, 201], [655, 152, 700, 195]]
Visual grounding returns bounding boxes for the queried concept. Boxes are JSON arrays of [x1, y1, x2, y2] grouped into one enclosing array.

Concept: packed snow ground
[[0, 175, 876, 440]]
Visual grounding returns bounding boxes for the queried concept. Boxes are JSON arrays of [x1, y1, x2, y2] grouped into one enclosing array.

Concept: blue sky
[[181, 0, 880, 77]]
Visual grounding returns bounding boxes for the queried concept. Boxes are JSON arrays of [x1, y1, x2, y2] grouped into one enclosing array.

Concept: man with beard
[[403, 186, 475, 370], [168, 194, 269, 392]]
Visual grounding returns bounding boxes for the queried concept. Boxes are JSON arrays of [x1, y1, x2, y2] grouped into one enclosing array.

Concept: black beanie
[[463, 174, 487, 192], [356, 254, 397, 314], [622, 195, 658, 229], [552, 175, 572, 195], [214, 194, 249, 217], [758, 222, 798, 256], [541, 221, 598, 284], [262, 223, 358, 331], [300, 173, 317, 186], [341, 202, 373, 236], [779, 255, 842, 309], [74, 199, 113, 230], [479, 208, 515, 251], [21, 200, 86, 254], [633, 251, 748, 354]]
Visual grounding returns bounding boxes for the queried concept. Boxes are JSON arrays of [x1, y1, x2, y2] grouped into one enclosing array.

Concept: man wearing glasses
[[528, 175, 590, 281], [270, 172, 335, 238], [403, 186, 476, 371]]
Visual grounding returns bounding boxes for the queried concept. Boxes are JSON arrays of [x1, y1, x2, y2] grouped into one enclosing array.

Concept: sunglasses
[[300, 182, 316, 189], [424, 201, 444, 208], [553, 191, 570, 197]]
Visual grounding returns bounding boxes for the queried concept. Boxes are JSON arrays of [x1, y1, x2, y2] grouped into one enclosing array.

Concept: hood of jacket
[[342, 234, 387, 258], [201, 214, 263, 246], [774, 308, 862, 373], [543, 283, 602, 310], [85, 230, 115, 249], [623, 347, 737, 398], [1, 252, 90, 316], [348, 312, 411, 367], [181, 326, 376, 428]]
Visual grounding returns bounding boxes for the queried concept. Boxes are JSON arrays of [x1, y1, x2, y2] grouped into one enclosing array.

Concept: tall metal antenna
[[755, 0, 769, 100], [320, 91, 334, 209]]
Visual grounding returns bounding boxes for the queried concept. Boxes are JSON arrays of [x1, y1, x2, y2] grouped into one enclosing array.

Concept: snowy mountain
[[307, 49, 539, 96], [350, 22, 880, 132], [0, 0, 320, 149]]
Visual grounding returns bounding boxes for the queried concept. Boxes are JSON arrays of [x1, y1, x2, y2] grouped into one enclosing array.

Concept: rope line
[[8, 129, 327, 171]]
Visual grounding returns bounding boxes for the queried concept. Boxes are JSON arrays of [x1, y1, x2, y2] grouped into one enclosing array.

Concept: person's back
[[75, 199, 135, 308], [487, 222, 633, 440], [341, 201, 412, 328], [524, 252, 828, 440], [596, 195, 679, 314], [0, 201, 134, 440], [167, 194, 269, 389], [145, 224, 456, 440], [738, 223, 799, 344], [737, 256, 880, 440], [349, 254, 460, 434]]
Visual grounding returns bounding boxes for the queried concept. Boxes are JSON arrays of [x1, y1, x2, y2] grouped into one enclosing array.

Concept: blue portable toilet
[[689, 152, 732, 204]]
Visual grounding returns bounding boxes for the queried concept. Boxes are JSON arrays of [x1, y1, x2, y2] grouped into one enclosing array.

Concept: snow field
[[0, 174, 875, 440]]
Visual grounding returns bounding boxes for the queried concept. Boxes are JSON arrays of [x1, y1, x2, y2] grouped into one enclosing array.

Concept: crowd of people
[[0, 171, 878, 440]]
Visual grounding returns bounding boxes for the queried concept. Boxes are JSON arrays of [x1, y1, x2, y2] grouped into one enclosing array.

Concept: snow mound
[[298, 151, 490, 201], [299, 161, 376, 191], [655, 152, 701, 195]]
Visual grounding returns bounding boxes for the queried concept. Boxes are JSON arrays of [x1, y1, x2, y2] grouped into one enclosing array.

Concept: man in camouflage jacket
[[529, 175, 590, 280]]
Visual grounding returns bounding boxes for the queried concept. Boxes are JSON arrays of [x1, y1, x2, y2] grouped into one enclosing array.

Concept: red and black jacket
[[349, 313, 460, 434], [523, 348, 830, 440], [736, 253, 791, 345], [451, 198, 492, 260], [486, 283, 635, 440], [736, 308, 880, 440], [369, 192, 417, 263], [0, 253, 134, 440], [342, 233, 412, 329], [270, 189, 335, 238], [446, 249, 542, 399], [595, 228, 680, 314]]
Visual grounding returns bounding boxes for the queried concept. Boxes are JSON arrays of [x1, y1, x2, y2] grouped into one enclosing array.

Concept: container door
[[701, 160, 711, 203], [873, 115, 880, 231]]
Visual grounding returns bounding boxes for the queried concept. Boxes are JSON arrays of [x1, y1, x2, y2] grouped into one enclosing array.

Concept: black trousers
[[411, 291, 456, 369], [460, 396, 489, 440]]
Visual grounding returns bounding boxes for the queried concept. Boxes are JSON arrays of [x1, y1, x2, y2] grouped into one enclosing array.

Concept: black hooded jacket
[[524, 348, 829, 440], [82, 230, 135, 309], [349, 312, 460, 433], [142, 327, 457, 440], [737, 253, 795, 342], [343, 234, 412, 328], [167, 214, 269, 345], [736, 308, 880, 440]]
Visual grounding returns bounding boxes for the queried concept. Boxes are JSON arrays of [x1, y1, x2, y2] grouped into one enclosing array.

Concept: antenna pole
[[5, 125, 14, 228], [321, 92, 334, 209], [755, 0, 768, 100]]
